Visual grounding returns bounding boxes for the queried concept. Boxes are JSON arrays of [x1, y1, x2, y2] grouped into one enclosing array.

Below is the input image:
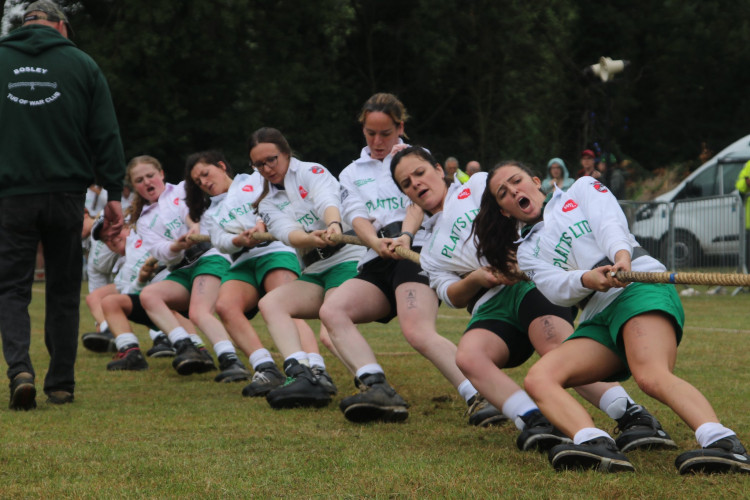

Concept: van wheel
[[661, 231, 701, 268]]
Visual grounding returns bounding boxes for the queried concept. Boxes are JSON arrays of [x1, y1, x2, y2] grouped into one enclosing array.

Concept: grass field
[[1, 283, 749, 498]]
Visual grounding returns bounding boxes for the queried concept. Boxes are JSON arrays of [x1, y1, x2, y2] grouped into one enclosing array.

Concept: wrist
[[327, 221, 343, 230], [398, 231, 414, 245]]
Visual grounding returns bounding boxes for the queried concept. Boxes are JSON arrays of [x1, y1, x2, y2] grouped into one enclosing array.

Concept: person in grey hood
[[0, 1, 125, 410], [541, 157, 574, 194]]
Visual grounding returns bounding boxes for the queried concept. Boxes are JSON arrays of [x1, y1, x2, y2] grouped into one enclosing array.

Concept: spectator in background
[[541, 158, 574, 194], [577, 149, 600, 179], [598, 154, 626, 200], [444, 156, 459, 181], [465, 160, 481, 177], [735, 159, 750, 270], [0, 0, 125, 410]]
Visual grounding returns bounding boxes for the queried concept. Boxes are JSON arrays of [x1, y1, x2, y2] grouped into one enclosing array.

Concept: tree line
[[4, 0, 750, 183]]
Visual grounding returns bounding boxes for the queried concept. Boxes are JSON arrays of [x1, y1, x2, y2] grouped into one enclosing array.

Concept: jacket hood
[[0, 25, 74, 55], [546, 157, 571, 180]]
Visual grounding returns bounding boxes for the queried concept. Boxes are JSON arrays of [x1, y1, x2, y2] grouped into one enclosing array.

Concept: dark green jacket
[[0, 25, 124, 201]]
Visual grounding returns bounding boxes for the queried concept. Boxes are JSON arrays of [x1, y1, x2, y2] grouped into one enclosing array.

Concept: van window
[[681, 167, 717, 198], [721, 161, 746, 194]]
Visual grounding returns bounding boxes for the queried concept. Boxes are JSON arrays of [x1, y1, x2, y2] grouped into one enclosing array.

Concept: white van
[[630, 134, 750, 268]]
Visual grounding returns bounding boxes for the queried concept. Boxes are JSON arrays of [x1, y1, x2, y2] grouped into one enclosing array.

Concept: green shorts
[[467, 281, 535, 330], [222, 252, 300, 289], [568, 282, 685, 381], [297, 261, 358, 292], [166, 255, 230, 291]]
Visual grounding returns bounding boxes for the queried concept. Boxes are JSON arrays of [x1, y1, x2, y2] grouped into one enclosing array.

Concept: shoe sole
[[520, 434, 573, 452], [147, 350, 176, 358], [82, 336, 117, 353], [173, 359, 206, 376], [267, 395, 332, 409], [9, 383, 36, 411], [618, 436, 678, 453], [214, 371, 251, 383], [551, 449, 635, 472], [471, 414, 510, 428], [46, 393, 74, 405], [342, 403, 409, 423], [677, 456, 750, 475], [242, 384, 283, 397]]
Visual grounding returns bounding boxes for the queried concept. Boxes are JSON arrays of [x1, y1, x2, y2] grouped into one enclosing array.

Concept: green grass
[[1, 284, 749, 498]]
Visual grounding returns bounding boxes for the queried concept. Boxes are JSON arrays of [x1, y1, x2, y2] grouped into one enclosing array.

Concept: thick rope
[[187, 232, 422, 264], [615, 270, 750, 287]]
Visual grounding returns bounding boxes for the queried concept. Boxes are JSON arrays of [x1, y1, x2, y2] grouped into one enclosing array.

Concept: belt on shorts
[[576, 246, 649, 310], [300, 229, 357, 267], [378, 221, 403, 238], [170, 241, 212, 271], [231, 240, 270, 261]]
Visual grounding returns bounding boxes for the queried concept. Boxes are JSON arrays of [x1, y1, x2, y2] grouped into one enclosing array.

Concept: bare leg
[[215, 279, 264, 356], [85, 283, 118, 328]]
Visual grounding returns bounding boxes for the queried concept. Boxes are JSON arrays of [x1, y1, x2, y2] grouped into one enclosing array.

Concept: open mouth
[[518, 196, 530, 209], [418, 188, 429, 199]]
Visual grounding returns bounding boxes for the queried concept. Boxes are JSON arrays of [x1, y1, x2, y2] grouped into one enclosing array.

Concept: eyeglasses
[[251, 155, 279, 171]]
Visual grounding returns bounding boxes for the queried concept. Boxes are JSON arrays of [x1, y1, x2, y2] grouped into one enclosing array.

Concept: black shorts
[[353, 248, 430, 323], [465, 288, 575, 368], [127, 294, 158, 330]]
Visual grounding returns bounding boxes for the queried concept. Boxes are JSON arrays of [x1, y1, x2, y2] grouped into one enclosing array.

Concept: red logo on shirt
[[593, 182, 608, 193], [310, 166, 324, 174], [135, 239, 142, 248], [457, 188, 471, 199], [173, 198, 180, 205], [562, 200, 578, 212], [242, 185, 254, 192], [299, 186, 308, 199]]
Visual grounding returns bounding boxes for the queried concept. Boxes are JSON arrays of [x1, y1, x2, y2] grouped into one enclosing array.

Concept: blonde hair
[[126, 155, 163, 225]]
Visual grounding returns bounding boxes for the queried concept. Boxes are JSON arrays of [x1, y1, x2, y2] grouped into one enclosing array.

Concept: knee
[[400, 325, 433, 353], [455, 347, 475, 378], [524, 362, 554, 400], [318, 301, 341, 329], [630, 369, 671, 399], [215, 300, 233, 321]]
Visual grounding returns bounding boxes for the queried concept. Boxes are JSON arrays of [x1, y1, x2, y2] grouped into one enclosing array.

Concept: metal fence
[[620, 193, 746, 273]]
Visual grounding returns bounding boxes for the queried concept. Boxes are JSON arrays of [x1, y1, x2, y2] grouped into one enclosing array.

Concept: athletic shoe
[[46, 391, 74, 405], [311, 366, 338, 395], [466, 393, 508, 427], [242, 362, 285, 397], [549, 437, 635, 472], [266, 359, 332, 409], [171, 339, 205, 375], [196, 346, 217, 373], [614, 403, 677, 452], [214, 353, 251, 383], [675, 435, 750, 475], [339, 372, 409, 423], [146, 334, 176, 358], [106, 346, 148, 371], [9, 372, 36, 411], [516, 410, 572, 451], [81, 329, 117, 353]]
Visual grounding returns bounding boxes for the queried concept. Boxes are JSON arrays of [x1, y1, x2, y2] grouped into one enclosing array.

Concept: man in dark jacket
[[0, 1, 125, 410]]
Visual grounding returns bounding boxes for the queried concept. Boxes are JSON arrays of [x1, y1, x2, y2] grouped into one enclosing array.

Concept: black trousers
[[0, 192, 84, 394]]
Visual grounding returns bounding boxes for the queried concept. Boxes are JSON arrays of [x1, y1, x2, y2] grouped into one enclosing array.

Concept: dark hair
[[390, 146, 442, 191], [472, 160, 538, 278], [184, 150, 234, 222], [358, 93, 409, 140], [247, 127, 293, 212]]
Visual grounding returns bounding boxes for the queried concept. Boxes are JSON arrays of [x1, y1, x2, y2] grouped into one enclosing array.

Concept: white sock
[[213, 340, 235, 358], [695, 422, 736, 448], [148, 329, 162, 341], [249, 348, 274, 370], [598, 386, 635, 419], [115, 333, 139, 351], [502, 390, 539, 430], [356, 364, 384, 379], [189, 334, 204, 347], [167, 327, 190, 345], [573, 427, 613, 445], [457, 379, 477, 403], [99, 320, 109, 332], [307, 352, 325, 369], [286, 351, 309, 366]]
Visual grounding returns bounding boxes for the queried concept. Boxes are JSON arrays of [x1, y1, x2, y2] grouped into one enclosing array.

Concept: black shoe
[[82, 329, 117, 353], [171, 339, 205, 375], [339, 372, 409, 423], [549, 437, 635, 472], [614, 403, 677, 452], [46, 391, 74, 405], [266, 359, 332, 409], [214, 353, 251, 383], [9, 372, 36, 411], [466, 394, 508, 427], [242, 362, 285, 397], [107, 345, 148, 371], [146, 334, 176, 358], [675, 435, 750, 475], [196, 346, 218, 373], [516, 410, 572, 451], [311, 366, 338, 395]]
